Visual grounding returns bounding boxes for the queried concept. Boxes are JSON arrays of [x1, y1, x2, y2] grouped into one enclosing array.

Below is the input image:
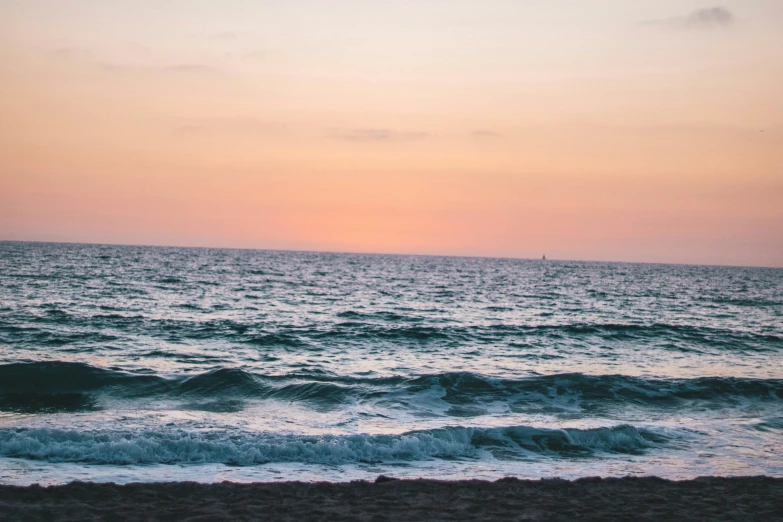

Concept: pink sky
[[1, 1, 782, 266]]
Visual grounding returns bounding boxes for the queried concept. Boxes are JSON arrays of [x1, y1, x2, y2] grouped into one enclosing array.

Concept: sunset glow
[[1, 1, 782, 266]]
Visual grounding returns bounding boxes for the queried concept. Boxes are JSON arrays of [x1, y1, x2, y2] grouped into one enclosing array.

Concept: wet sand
[[1, 476, 782, 521]]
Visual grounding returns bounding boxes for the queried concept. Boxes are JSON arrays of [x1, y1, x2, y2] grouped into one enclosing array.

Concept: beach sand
[[1, 476, 782, 521]]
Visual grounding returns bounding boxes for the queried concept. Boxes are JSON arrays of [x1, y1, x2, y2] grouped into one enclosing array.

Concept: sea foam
[[0, 424, 666, 465]]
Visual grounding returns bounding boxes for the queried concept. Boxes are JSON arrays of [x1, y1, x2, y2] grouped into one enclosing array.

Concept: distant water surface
[[0, 242, 781, 485]]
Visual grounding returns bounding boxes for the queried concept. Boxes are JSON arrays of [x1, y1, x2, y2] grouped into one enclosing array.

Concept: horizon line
[[1, 239, 780, 270]]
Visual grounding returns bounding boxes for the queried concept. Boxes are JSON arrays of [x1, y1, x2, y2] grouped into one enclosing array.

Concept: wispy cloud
[[641, 6, 735, 29], [685, 7, 735, 27], [331, 128, 430, 142]]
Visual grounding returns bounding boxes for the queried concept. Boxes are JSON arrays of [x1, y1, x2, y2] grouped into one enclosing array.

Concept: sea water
[[0, 242, 781, 485]]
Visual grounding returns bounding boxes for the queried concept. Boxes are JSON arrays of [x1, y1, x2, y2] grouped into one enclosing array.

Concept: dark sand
[[1, 476, 782, 521]]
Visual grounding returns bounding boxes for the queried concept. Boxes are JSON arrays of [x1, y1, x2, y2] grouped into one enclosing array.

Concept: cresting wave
[[0, 424, 668, 465], [0, 362, 780, 414]]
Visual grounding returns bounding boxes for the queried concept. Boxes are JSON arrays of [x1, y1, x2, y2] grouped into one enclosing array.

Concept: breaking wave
[[0, 362, 780, 414], [0, 424, 669, 465]]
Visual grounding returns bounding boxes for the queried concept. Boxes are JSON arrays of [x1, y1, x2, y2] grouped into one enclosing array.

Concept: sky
[[1, 1, 782, 267]]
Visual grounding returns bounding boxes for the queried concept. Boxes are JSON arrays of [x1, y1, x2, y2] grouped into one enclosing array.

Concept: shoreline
[[2, 476, 782, 521]]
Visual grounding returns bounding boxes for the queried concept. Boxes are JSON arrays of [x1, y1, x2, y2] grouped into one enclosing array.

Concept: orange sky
[[1, 1, 782, 266]]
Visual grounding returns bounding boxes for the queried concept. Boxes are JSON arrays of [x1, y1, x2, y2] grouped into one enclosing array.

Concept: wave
[[335, 310, 420, 322], [303, 322, 781, 352], [4, 314, 780, 353], [0, 424, 667, 465], [0, 363, 367, 412], [0, 362, 166, 413], [406, 372, 783, 409], [1, 362, 781, 414], [0, 361, 165, 394]]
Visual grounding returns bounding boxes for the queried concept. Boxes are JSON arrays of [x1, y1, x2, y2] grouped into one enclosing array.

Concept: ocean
[[0, 241, 781, 485]]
